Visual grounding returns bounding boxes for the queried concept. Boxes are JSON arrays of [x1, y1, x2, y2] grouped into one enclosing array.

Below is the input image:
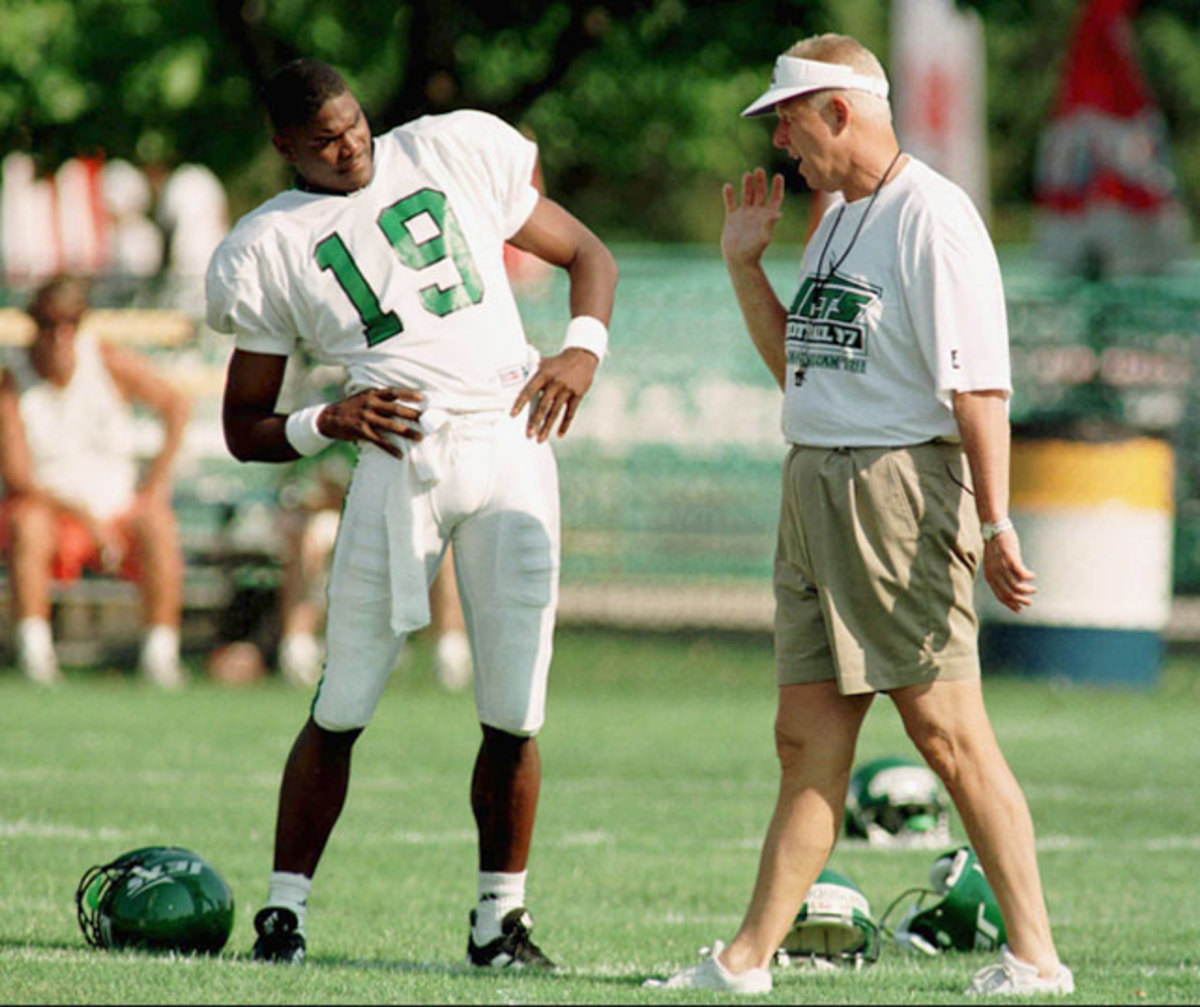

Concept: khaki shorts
[[774, 442, 983, 695]]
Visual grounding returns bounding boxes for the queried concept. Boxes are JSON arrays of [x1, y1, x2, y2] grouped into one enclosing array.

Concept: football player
[[206, 58, 617, 968]]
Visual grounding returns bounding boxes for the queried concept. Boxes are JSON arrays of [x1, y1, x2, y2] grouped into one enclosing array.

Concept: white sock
[[139, 624, 183, 687], [267, 871, 312, 934], [278, 631, 322, 686], [17, 616, 53, 653], [434, 629, 472, 690], [140, 624, 179, 664], [16, 617, 58, 682], [474, 870, 527, 943]]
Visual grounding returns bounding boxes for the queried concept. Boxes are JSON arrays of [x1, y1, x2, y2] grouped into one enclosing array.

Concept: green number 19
[[314, 188, 485, 347]]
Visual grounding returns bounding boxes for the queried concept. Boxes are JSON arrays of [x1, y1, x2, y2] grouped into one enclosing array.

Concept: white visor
[[741, 56, 890, 118]]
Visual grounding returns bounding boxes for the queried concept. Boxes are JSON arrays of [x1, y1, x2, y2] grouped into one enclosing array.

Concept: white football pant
[[313, 409, 559, 736]]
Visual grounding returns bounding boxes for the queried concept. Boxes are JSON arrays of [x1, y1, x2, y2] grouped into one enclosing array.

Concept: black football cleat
[[252, 906, 306, 963], [467, 907, 555, 970]]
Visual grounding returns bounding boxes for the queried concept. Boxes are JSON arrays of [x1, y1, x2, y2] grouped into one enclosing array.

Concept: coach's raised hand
[[721, 168, 785, 268], [721, 168, 789, 389]]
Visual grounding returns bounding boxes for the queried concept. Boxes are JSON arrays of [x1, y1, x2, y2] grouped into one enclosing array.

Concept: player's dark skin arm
[[222, 351, 435, 878], [508, 196, 619, 442], [221, 349, 427, 462]]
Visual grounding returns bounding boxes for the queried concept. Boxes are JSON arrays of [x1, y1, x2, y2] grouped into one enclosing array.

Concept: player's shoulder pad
[[222, 190, 312, 249], [395, 109, 534, 161], [401, 108, 515, 138]]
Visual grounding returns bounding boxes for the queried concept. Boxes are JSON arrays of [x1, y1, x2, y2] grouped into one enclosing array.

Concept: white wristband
[[980, 517, 1014, 543], [561, 315, 609, 364], [285, 404, 334, 457]]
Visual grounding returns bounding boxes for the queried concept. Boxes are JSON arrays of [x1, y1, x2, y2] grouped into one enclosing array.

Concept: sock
[[434, 629, 472, 690], [266, 871, 312, 934], [17, 616, 53, 653], [278, 631, 322, 685], [140, 624, 179, 664], [16, 617, 58, 682], [473, 870, 527, 943]]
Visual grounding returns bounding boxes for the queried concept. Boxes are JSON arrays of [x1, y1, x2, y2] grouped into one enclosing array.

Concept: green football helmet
[[889, 846, 1007, 954], [844, 756, 951, 848], [778, 868, 880, 969], [75, 846, 235, 954]]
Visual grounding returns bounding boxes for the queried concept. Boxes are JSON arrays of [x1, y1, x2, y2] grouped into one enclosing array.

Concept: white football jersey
[[206, 110, 540, 411]]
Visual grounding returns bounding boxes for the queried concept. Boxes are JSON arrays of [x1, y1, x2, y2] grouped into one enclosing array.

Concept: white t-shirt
[[7, 334, 138, 521], [206, 110, 540, 412], [782, 157, 1011, 447]]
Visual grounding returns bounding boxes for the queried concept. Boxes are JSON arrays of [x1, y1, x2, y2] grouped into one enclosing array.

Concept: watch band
[[980, 517, 1014, 542]]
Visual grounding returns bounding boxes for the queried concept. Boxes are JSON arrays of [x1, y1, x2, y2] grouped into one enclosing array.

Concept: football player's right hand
[[321, 387, 426, 459]]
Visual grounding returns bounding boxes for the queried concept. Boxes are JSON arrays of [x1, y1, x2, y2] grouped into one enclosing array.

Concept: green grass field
[[3, 627, 1200, 1004]]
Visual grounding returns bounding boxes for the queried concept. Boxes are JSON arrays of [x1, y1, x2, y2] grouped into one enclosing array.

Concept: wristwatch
[[980, 517, 1014, 543]]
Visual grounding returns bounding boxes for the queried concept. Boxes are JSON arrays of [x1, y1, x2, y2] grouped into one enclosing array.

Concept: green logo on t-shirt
[[786, 271, 881, 375]]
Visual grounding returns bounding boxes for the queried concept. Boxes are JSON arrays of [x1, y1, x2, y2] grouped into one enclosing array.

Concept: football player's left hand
[[511, 347, 597, 442]]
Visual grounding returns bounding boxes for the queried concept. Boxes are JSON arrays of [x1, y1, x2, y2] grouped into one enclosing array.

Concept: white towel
[[381, 456, 429, 635], [406, 406, 451, 484], [380, 405, 462, 634]]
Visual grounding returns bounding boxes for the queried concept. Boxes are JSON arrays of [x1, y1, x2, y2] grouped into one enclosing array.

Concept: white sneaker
[[139, 626, 185, 689], [278, 632, 323, 687], [644, 941, 773, 994], [434, 629, 472, 691], [17, 618, 62, 686], [967, 945, 1075, 996]]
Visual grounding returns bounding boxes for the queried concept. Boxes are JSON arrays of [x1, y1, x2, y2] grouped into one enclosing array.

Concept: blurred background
[[3, 0, 1200, 686]]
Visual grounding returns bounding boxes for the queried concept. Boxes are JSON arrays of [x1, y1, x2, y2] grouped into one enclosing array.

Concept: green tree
[[2, 0, 1198, 241]]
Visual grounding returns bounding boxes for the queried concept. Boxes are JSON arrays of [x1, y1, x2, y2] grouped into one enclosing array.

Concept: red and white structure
[[1034, 0, 1189, 275], [891, 0, 990, 218]]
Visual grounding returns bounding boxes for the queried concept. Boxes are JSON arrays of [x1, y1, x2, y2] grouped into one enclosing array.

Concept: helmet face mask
[[778, 868, 880, 970], [76, 847, 235, 955], [890, 846, 1007, 955], [845, 756, 951, 848]]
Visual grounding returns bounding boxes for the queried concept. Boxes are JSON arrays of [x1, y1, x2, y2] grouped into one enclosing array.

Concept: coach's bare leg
[[272, 717, 362, 876], [472, 725, 540, 871], [130, 494, 184, 627], [6, 495, 56, 620], [719, 681, 874, 973], [890, 678, 1061, 975]]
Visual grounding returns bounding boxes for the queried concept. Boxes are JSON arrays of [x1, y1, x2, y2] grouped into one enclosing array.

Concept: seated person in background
[[0, 275, 190, 686]]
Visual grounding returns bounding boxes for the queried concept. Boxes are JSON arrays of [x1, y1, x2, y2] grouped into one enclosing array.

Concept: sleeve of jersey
[[437, 111, 540, 238], [205, 235, 299, 357], [905, 205, 1011, 398]]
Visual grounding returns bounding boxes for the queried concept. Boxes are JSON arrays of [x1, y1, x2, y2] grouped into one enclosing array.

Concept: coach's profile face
[[773, 93, 843, 194], [273, 90, 374, 194]]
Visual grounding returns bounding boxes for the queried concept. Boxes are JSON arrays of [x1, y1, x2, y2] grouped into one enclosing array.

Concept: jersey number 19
[[315, 188, 484, 346]]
